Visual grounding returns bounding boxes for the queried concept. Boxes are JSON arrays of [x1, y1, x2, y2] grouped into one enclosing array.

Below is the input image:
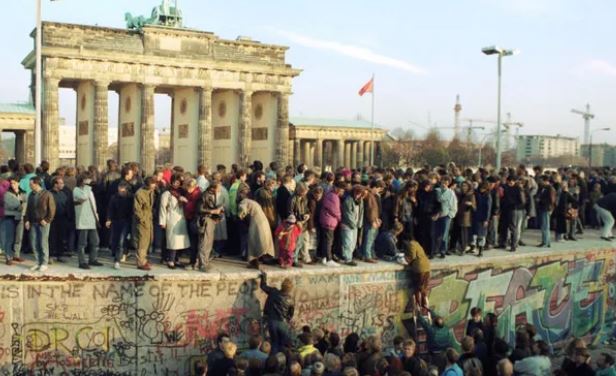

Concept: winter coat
[[3, 189, 23, 221], [380, 191, 397, 231], [73, 185, 99, 230], [341, 194, 362, 229], [238, 198, 275, 259], [319, 191, 341, 231], [416, 189, 440, 220], [473, 190, 492, 224], [261, 275, 294, 322], [364, 191, 381, 225], [276, 186, 293, 221], [159, 190, 190, 250], [290, 194, 310, 224], [396, 195, 415, 223], [107, 193, 134, 221], [456, 191, 476, 227], [25, 189, 55, 224], [134, 187, 154, 228], [537, 185, 556, 212], [0, 180, 9, 217], [214, 186, 229, 241], [254, 187, 277, 229]]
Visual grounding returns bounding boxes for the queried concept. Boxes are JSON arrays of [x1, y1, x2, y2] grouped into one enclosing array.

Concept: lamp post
[[482, 45, 518, 171], [589, 127, 611, 168]]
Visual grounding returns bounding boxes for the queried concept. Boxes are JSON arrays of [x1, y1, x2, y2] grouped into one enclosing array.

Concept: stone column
[[344, 142, 351, 168], [141, 84, 156, 174], [314, 138, 323, 170], [42, 77, 60, 168], [276, 93, 290, 167], [357, 141, 365, 169], [293, 138, 301, 166], [350, 141, 357, 168], [25, 130, 35, 163], [198, 86, 213, 169], [302, 140, 310, 165], [365, 141, 373, 166], [336, 140, 344, 168], [15, 131, 25, 164], [94, 81, 109, 169], [239, 90, 253, 167]]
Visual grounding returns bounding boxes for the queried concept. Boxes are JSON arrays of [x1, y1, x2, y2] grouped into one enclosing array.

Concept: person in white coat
[[73, 172, 102, 269], [159, 174, 190, 269]]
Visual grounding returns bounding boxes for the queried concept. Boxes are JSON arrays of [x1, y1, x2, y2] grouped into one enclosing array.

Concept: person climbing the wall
[[259, 271, 295, 354], [404, 240, 431, 310]]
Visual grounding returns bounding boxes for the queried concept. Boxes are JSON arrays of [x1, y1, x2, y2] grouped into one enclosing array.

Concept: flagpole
[[370, 73, 375, 166]]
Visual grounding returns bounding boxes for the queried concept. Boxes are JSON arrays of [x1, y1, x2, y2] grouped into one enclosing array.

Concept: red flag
[[358, 78, 373, 96]]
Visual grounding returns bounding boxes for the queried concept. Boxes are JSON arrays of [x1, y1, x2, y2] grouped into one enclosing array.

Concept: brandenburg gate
[[22, 20, 300, 172]]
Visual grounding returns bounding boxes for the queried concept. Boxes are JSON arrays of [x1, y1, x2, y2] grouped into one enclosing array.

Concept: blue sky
[[2, 0, 616, 144]]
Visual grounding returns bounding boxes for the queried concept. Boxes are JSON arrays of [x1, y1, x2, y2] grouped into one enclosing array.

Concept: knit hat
[[286, 214, 297, 223]]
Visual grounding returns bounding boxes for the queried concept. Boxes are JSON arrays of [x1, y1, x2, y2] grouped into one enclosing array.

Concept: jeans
[[595, 205, 615, 238], [320, 229, 335, 261], [198, 217, 216, 267], [487, 215, 499, 246], [293, 230, 311, 263], [77, 229, 99, 265], [110, 219, 131, 262], [499, 210, 522, 250], [340, 224, 358, 262], [1, 217, 16, 260], [187, 219, 199, 265], [361, 225, 378, 260], [29, 223, 50, 266], [435, 216, 451, 256], [268, 320, 292, 355], [539, 210, 551, 246]]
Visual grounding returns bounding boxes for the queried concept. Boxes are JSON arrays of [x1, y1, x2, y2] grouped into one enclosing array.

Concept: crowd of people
[[193, 271, 614, 376], [0, 158, 615, 272], [1, 158, 616, 375]]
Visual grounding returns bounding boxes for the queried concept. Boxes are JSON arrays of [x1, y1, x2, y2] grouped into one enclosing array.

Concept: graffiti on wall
[[428, 252, 615, 347], [0, 249, 615, 374]]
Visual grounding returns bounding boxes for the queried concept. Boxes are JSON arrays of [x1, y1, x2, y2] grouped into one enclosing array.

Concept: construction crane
[[503, 113, 524, 151], [460, 118, 497, 143], [571, 104, 594, 145]]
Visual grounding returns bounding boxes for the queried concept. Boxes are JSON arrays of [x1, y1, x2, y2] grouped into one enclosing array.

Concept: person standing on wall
[[259, 271, 295, 355], [24, 176, 55, 272], [134, 176, 157, 271], [73, 171, 103, 270]]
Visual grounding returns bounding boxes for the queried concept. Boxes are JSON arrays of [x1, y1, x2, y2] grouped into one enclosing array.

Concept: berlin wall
[[1, 246, 615, 375]]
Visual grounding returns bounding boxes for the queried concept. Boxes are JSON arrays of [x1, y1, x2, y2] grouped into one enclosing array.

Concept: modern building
[[581, 144, 616, 167], [516, 134, 579, 161]]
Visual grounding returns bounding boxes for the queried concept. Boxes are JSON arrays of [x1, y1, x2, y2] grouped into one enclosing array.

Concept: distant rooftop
[[290, 117, 382, 129], [0, 102, 35, 115]]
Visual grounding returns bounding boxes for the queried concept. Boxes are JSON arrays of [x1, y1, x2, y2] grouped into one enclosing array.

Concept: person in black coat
[[415, 180, 440, 258], [106, 181, 134, 268], [260, 272, 295, 354], [498, 176, 526, 252], [472, 182, 492, 257], [276, 176, 294, 222], [555, 181, 578, 242]]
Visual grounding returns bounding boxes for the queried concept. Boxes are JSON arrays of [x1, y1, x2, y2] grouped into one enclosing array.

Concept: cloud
[[274, 29, 427, 75], [584, 59, 616, 77]]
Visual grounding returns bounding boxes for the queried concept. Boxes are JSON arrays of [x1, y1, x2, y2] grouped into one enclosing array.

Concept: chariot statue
[[125, 0, 184, 30]]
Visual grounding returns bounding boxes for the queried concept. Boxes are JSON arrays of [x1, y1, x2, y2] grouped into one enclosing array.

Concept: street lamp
[[482, 45, 518, 171], [589, 127, 611, 168]]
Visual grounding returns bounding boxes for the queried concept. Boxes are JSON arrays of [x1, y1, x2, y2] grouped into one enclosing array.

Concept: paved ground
[[0, 229, 613, 281]]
